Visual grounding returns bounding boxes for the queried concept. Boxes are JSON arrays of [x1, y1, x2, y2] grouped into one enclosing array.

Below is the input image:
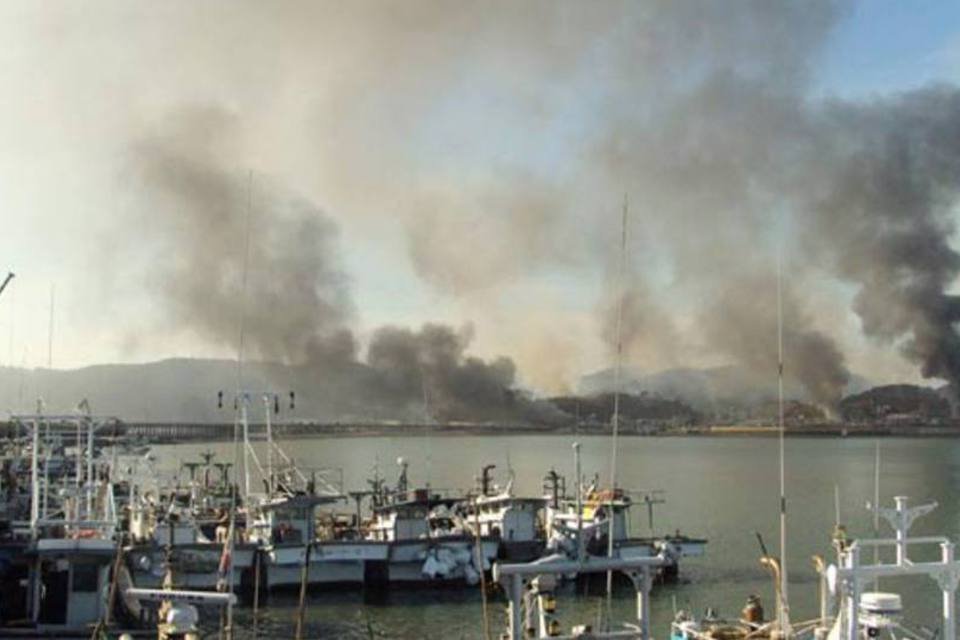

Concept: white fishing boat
[[13, 410, 122, 635], [248, 492, 389, 590], [458, 464, 547, 561], [363, 459, 499, 585], [123, 461, 256, 592]]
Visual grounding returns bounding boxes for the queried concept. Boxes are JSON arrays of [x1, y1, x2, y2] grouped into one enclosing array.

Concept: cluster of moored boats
[[0, 399, 706, 638]]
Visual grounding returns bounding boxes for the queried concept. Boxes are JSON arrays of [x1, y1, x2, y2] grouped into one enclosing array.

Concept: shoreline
[[4, 420, 950, 443]]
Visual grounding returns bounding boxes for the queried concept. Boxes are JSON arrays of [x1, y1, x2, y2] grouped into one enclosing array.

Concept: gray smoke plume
[[126, 107, 356, 366], [801, 89, 960, 395], [700, 271, 850, 407], [121, 106, 556, 422], [582, 3, 958, 401], [71, 1, 960, 407], [366, 323, 561, 422]]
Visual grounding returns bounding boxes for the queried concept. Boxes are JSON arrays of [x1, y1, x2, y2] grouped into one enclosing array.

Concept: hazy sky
[[2, 1, 960, 395]]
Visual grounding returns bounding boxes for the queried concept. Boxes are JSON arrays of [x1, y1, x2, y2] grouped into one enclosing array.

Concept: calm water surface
[[150, 435, 960, 639]]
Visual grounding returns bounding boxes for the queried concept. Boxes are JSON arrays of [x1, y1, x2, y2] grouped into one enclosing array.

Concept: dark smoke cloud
[[122, 106, 557, 423], [801, 89, 960, 395], [128, 106, 356, 366], [582, 2, 958, 401], [366, 323, 562, 422]]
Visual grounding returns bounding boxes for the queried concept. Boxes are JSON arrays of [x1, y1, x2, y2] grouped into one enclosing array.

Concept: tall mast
[[224, 169, 253, 637], [237, 170, 254, 502], [777, 248, 792, 634], [605, 195, 629, 610]]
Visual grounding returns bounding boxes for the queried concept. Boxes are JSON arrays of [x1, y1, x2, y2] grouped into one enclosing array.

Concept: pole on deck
[[295, 542, 312, 639]]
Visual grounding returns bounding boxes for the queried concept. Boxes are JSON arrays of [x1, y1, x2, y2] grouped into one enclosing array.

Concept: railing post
[[508, 575, 523, 640], [843, 545, 860, 640], [942, 542, 957, 640], [637, 566, 651, 640], [895, 496, 907, 566]]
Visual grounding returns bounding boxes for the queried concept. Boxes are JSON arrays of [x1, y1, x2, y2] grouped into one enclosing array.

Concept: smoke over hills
[[56, 1, 960, 411], [119, 111, 558, 423]]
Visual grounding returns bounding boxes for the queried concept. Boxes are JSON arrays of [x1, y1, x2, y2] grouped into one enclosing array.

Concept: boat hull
[[125, 542, 256, 591]]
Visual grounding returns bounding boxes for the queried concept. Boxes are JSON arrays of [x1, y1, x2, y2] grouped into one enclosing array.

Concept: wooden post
[[295, 543, 312, 639]]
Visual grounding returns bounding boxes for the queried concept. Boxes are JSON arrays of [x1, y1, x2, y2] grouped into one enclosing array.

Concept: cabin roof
[[31, 538, 116, 557], [476, 495, 546, 506], [259, 494, 342, 511], [372, 497, 457, 513]]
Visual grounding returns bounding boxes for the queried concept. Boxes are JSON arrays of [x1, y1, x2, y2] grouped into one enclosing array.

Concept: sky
[[2, 1, 960, 399]]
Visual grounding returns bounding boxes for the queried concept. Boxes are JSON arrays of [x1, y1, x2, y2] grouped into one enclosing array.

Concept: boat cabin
[[28, 538, 115, 633], [546, 488, 632, 545], [367, 490, 456, 542], [467, 494, 545, 543], [249, 494, 341, 546]]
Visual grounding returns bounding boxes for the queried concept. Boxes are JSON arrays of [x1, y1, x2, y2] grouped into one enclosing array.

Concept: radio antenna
[[776, 245, 792, 635]]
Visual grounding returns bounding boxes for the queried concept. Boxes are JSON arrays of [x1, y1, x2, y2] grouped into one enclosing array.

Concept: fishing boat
[[363, 458, 499, 586], [5, 411, 122, 636], [457, 463, 547, 562], [123, 452, 257, 592], [248, 491, 390, 590], [545, 479, 706, 571]]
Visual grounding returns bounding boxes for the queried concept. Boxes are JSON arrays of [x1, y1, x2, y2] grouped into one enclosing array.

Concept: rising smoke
[[124, 107, 557, 422], [801, 90, 960, 396], [101, 1, 960, 413]]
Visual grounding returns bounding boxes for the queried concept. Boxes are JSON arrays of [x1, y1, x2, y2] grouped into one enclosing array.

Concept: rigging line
[[605, 194, 629, 623]]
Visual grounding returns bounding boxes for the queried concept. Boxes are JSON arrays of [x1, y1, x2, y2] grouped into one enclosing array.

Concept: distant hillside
[[549, 392, 699, 425], [840, 384, 952, 422], [579, 365, 872, 410], [0, 358, 417, 423], [0, 358, 934, 427]]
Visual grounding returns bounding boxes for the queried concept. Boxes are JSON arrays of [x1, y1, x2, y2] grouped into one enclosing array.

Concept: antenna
[[605, 194, 629, 615], [776, 246, 792, 635], [417, 363, 434, 489], [47, 284, 55, 369]]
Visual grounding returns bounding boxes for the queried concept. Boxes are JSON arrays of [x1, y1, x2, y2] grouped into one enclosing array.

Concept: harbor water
[[150, 435, 960, 639]]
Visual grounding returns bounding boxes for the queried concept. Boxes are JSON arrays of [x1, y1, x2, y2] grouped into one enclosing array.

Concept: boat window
[[72, 563, 99, 592]]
